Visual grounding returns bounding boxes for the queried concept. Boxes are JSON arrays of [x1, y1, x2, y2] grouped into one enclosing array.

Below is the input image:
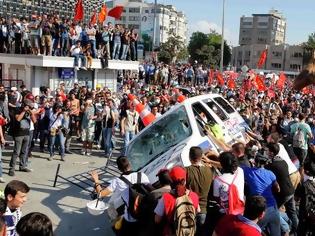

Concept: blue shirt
[[242, 166, 277, 208]]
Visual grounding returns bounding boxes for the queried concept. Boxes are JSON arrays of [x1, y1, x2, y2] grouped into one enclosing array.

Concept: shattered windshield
[[127, 106, 192, 171]]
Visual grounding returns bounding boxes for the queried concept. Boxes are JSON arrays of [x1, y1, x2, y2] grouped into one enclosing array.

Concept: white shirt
[[49, 113, 63, 129], [277, 143, 298, 175], [70, 45, 81, 55], [107, 172, 150, 210], [4, 206, 22, 236], [213, 167, 245, 213]]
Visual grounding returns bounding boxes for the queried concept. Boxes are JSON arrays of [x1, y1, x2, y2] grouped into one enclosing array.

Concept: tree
[[158, 34, 188, 64], [303, 33, 315, 64], [188, 31, 231, 67], [142, 34, 153, 52]]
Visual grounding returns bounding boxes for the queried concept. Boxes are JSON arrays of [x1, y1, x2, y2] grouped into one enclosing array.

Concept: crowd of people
[[0, 15, 139, 69], [0, 60, 314, 235]]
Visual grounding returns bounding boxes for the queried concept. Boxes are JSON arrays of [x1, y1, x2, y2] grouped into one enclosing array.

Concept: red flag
[[257, 49, 267, 69], [243, 79, 252, 92], [108, 6, 124, 19], [227, 78, 236, 89], [217, 72, 225, 86], [74, 0, 84, 21], [277, 72, 287, 90], [267, 87, 275, 98], [98, 4, 107, 24], [208, 69, 214, 85], [255, 75, 267, 92], [89, 11, 97, 25]]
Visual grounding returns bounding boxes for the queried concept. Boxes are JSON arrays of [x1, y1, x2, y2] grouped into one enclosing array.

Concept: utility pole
[[220, 0, 226, 72], [152, 0, 157, 51]]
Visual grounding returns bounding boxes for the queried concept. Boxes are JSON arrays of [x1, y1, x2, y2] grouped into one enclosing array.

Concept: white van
[[125, 94, 249, 182]]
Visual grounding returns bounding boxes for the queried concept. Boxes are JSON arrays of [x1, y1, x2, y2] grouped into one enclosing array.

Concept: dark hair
[[171, 179, 186, 198], [268, 132, 280, 143], [219, 152, 238, 174], [16, 212, 53, 236], [0, 198, 7, 215], [299, 113, 306, 121], [267, 143, 280, 156], [116, 156, 131, 173], [243, 195, 266, 220], [157, 169, 172, 186], [4, 180, 30, 200], [189, 146, 203, 162], [232, 142, 245, 156], [0, 216, 5, 235]]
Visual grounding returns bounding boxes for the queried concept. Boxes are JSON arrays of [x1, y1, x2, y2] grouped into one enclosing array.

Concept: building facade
[[232, 44, 303, 72], [106, 0, 188, 46], [239, 10, 286, 46], [0, 0, 102, 22], [233, 10, 304, 72]]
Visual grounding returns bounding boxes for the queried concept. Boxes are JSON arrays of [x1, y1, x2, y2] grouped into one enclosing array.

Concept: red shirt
[[214, 214, 261, 236]]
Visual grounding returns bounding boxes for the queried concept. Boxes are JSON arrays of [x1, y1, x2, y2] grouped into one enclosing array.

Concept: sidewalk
[[0, 139, 120, 236]]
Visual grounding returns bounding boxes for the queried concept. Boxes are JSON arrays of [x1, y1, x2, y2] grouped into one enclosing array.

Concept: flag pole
[[220, 0, 226, 72], [152, 0, 157, 51]]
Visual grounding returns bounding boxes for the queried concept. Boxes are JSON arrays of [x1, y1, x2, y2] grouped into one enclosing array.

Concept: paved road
[[0, 139, 119, 236]]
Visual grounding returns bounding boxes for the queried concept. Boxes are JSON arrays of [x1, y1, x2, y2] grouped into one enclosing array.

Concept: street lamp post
[[152, 0, 157, 51], [220, 0, 226, 72]]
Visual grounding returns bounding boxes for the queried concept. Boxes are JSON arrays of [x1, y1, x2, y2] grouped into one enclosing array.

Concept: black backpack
[[120, 172, 151, 220]]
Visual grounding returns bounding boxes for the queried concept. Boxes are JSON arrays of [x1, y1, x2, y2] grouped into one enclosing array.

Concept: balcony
[[0, 54, 139, 71]]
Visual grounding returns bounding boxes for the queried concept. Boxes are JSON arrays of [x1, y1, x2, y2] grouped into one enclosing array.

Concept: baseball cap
[[169, 166, 186, 182], [11, 87, 17, 91]]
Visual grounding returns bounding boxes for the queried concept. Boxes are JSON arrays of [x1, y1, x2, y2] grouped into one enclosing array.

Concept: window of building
[[129, 16, 140, 21], [129, 24, 140, 29], [257, 37, 267, 43], [290, 64, 301, 70], [129, 7, 140, 13], [271, 63, 282, 69], [258, 22, 268, 27], [242, 22, 253, 26], [145, 10, 149, 13], [120, 16, 126, 21], [292, 52, 303, 58], [272, 51, 282, 57], [245, 51, 250, 57]]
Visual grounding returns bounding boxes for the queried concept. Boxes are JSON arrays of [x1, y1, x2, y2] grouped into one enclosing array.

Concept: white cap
[[11, 87, 17, 91]]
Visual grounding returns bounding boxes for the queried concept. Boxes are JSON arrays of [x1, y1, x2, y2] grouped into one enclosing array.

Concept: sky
[[157, 0, 315, 46]]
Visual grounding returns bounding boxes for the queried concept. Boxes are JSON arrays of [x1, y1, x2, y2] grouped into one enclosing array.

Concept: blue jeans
[[123, 131, 135, 155], [283, 195, 298, 234], [61, 38, 69, 56], [89, 39, 96, 58], [121, 44, 128, 60], [49, 131, 65, 158], [280, 211, 291, 234], [73, 53, 86, 67], [102, 127, 113, 155], [112, 42, 121, 59], [258, 206, 281, 236]]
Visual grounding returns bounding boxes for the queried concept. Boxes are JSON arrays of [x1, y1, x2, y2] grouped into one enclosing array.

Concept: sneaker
[[0, 177, 5, 183], [61, 158, 65, 162], [65, 150, 72, 154], [96, 144, 101, 150], [19, 167, 33, 172], [81, 67, 87, 70], [8, 170, 15, 177], [48, 157, 53, 161], [86, 152, 91, 156], [75, 66, 79, 71], [81, 150, 86, 155]]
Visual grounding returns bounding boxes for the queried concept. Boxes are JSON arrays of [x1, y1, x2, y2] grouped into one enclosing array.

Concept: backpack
[[304, 178, 315, 223], [172, 191, 196, 236], [120, 172, 151, 220], [293, 126, 305, 148], [216, 169, 245, 215]]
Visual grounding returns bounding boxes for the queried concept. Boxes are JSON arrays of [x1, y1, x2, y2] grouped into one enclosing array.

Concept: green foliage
[[158, 34, 188, 63], [188, 31, 231, 67]]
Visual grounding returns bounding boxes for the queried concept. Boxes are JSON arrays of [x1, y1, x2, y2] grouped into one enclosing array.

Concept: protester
[[16, 212, 53, 236], [4, 180, 30, 236], [213, 195, 266, 236]]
